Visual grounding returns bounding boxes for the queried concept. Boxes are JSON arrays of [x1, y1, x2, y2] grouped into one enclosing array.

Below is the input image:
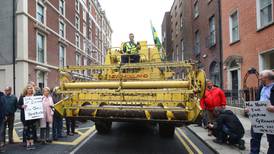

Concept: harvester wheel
[[159, 124, 175, 137], [95, 121, 112, 134]]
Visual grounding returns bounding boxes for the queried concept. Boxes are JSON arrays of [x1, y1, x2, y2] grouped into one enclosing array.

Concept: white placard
[[246, 101, 274, 134], [23, 96, 44, 120]]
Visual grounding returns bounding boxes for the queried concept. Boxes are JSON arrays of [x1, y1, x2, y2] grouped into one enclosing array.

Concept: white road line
[[70, 130, 97, 154]]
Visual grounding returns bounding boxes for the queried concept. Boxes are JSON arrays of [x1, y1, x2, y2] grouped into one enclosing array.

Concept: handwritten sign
[[246, 101, 274, 134], [24, 96, 44, 120]]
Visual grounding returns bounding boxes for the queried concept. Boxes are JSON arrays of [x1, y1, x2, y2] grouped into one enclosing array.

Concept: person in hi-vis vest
[[122, 33, 140, 63]]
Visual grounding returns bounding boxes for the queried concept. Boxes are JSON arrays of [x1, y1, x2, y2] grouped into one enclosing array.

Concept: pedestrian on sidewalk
[[247, 70, 274, 154], [18, 84, 37, 150], [208, 107, 245, 150], [4, 86, 18, 144], [200, 79, 226, 136], [29, 81, 42, 143], [0, 91, 7, 153], [52, 87, 64, 141], [40, 87, 54, 144]]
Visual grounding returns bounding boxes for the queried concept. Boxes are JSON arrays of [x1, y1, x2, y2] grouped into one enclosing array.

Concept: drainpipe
[[218, 0, 224, 89], [13, 0, 16, 94]]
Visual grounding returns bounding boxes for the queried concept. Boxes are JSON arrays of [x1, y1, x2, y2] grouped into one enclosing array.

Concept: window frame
[[36, 33, 46, 63], [209, 15, 216, 47], [59, 45, 66, 67], [75, 33, 80, 48], [75, 0, 80, 13], [59, 0, 65, 16], [59, 19, 65, 38], [256, 0, 273, 29], [229, 10, 240, 43], [36, 2, 45, 23], [194, 30, 200, 54], [75, 15, 80, 30], [194, 0, 199, 19]]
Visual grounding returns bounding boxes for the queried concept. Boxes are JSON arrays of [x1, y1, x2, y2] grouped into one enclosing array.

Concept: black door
[[231, 70, 238, 99]]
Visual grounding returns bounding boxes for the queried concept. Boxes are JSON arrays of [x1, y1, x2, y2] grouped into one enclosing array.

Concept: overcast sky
[[99, 0, 173, 47]]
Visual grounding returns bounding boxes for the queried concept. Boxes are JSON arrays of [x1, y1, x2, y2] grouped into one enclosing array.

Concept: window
[[37, 3, 44, 23], [209, 61, 220, 87], [229, 11, 239, 43], [37, 33, 45, 63], [194, 30, 200, 54], [76, 53, 81, 66], [209, 15, 216, 46], [59, 0, 65, 15], [59, 45, 65, 67], [257, 0, 273, 28], [176, 45, 179, 61], [83, 9, 86, 22], [194, 1, 199, 18], [83, 23, 87, 37], [75, 0, 80, 12], [37, 71, 45, 90], [76, 33, 80, 48], [59, 20, 65, 37], [75, 15, 80, 30]]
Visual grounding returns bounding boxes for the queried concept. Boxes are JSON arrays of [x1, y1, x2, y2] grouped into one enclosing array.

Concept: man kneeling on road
[[208, 107, 245, 150]]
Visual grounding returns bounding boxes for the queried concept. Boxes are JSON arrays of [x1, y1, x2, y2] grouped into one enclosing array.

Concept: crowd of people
[[199, 69, 274, 154], [0, 82, 78, 152]]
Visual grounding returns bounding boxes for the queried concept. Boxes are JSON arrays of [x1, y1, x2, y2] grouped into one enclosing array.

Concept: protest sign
[[24, 96, 44, 120], [246, 101, 274, 134]]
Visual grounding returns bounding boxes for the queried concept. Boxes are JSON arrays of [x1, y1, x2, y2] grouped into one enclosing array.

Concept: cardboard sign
[[24, 96, 44, 120], [246, 101, 274, 134]]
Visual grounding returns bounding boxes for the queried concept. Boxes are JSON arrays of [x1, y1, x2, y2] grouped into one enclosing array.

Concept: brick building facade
[[162, 0, 222, 86], [221, 0, 274, 91], [0, 0, 112, 96]]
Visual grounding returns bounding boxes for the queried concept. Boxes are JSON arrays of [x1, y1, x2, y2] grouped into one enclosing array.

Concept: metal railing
[[224, 87, 258, 108]]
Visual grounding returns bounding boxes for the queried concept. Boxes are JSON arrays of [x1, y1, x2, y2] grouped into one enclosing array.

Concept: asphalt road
[[73, 122, 216, 154]]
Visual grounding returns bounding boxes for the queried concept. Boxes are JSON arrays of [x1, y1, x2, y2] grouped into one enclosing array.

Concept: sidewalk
[[187, 106, 268, 154]]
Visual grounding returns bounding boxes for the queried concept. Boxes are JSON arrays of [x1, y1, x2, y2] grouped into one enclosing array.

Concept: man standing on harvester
[[122, 33, 140, 63]]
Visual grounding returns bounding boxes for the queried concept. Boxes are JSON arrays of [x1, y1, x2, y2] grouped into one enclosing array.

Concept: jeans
[[213, 124, 242, 144], [250, 127, 274, 154], [52, 114, 63, 139], [4, 114, 15, 143]]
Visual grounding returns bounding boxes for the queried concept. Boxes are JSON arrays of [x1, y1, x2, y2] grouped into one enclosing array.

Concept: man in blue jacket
[[4, 86, 17, 144], [0, 91, 7, 153]]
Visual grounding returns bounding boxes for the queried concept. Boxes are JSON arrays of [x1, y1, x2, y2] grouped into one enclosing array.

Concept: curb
[[186, 125, 219, 154]]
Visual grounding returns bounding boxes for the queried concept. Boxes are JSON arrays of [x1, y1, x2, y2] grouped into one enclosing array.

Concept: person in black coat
[[0, 91, 7, 152], [208, 107, 245, 150]]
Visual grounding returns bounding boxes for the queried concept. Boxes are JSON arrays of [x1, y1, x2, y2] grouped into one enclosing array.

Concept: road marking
[[175, 130, 194, 154], [13, 129, 21, 143], [53, 125, 96, 146], [176, 128, 203, 154], [70, 129, 97, 154]]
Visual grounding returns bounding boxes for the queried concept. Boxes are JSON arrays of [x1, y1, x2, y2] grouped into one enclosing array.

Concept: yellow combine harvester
[[54, 41, 206, 137]]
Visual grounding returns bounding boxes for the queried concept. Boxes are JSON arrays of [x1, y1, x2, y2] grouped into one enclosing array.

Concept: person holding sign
[[18, 85, 37, 150], [247, 70, 274, 154], [40, 87, 54, 144]]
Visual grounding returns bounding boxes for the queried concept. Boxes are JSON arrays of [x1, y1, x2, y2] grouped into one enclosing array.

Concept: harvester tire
[[159, 124, 175, 137], [95, 121, 112, 134]]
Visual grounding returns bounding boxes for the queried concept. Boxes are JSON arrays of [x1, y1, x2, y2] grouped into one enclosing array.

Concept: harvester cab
[[54, 40, 206, 137]]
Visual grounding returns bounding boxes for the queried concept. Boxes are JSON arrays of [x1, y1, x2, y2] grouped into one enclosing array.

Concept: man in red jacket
[[200, 79, 226, 135]]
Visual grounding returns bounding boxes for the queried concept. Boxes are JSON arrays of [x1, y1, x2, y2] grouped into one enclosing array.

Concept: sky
[[99, 0, 173, 47]]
